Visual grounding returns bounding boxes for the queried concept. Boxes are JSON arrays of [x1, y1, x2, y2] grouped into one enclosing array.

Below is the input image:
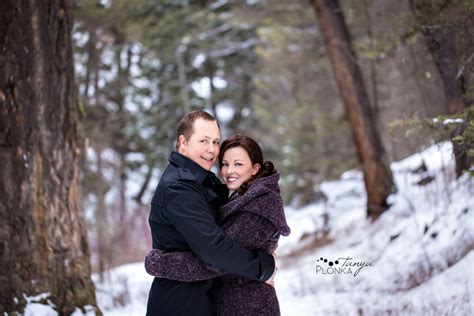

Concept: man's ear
[[178, 135, 187, 152]]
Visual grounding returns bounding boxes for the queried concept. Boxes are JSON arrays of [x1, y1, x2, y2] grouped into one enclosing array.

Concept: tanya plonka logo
[[315, 256, 374, 276]]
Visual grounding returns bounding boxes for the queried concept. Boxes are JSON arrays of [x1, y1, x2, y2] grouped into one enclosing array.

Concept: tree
[[0, 0, 100, 314], [310, 0, 396, 219], [74, 0, 197, 272], [409, 0, 471, 177]]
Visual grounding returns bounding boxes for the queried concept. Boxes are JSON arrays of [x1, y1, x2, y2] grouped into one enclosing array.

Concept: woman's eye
[[235, 163, 243, 167]]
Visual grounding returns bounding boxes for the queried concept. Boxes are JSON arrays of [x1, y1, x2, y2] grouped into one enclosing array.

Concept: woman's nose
[[226, 165, 235, 174]]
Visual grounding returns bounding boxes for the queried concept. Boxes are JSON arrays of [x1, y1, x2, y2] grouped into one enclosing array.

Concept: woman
[[145, 134, 290, 315]]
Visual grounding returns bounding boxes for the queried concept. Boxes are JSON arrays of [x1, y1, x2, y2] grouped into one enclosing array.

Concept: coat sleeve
[[144, 214, 279, 282], [163, 180, 275, 281], [144, 249, 224, 282]]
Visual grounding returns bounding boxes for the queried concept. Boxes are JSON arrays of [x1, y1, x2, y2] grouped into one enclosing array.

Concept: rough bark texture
[[310, 0, 396, 219], [0, 0, 101, 314]]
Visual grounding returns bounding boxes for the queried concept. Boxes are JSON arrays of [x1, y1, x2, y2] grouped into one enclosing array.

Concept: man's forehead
[[192, 119, 220, 139], [193, 132, 220, 140]]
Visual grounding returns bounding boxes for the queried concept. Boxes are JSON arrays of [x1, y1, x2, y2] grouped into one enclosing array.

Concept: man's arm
[[164, 180, 275, 281]]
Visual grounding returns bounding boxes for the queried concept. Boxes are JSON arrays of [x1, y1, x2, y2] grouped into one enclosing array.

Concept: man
[[146, 110, 276, 315]]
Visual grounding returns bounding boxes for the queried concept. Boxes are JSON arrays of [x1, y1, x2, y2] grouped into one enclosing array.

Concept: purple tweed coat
[[145, 171, 290, 315]]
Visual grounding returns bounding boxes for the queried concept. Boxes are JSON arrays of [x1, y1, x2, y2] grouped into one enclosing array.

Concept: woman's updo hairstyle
[[218, 134, 276, 194]]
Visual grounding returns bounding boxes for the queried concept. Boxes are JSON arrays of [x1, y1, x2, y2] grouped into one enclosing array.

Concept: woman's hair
[[175, 110, 219, 151], [218, 134, 275, 194]]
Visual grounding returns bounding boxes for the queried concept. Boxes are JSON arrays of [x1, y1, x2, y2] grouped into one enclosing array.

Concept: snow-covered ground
[[25, 142, 473, 315], [275, 142, 474, 315]]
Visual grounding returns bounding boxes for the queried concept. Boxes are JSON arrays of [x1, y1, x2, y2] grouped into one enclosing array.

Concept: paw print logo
[[317, 257, 339, 267]]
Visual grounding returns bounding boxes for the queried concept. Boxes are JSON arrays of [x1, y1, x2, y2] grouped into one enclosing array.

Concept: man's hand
[[265, 251, 278, 287], [265, 266, 277, 287]]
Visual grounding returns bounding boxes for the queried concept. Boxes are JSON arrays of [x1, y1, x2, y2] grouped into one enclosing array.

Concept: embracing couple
[[145, 110, 290, 315]]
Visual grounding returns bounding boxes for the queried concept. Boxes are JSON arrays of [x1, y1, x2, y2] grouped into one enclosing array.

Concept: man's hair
[[175, 110, 219, 151]]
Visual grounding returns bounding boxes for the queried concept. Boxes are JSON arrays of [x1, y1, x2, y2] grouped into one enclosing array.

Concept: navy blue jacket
[[146, 152, 275, 316]]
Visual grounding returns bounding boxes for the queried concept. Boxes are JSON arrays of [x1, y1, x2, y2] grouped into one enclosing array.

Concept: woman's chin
[[226, 183, 239, 191]]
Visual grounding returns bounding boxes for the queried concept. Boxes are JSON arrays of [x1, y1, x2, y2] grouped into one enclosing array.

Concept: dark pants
[[146, 277, 216, 316]]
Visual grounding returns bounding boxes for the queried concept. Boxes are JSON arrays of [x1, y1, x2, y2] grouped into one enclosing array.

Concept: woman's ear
[[252, 163, 261, 176]]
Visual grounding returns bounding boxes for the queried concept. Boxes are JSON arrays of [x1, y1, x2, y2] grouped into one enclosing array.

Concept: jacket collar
[[219, 172, 291, 236], [169, 151, 211, 184]]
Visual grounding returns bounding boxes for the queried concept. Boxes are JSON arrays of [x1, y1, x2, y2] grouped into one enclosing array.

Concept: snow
[[23, 142, 473, 315], [209, 0, 230, 10], [71, 305, 97, 316], [191, 77, 212, 98], [432, 117, 464, 124], [23, 293, 56, 316], [191, 76, 228, 98], [276, 141, 473, 315], [193, 53, 206, 68], [92, 263, 153, 316], [216, 101, 235, 123]]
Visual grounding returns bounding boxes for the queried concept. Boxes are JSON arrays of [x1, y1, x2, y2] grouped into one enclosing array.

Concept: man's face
[[178, 118, 221, 171]]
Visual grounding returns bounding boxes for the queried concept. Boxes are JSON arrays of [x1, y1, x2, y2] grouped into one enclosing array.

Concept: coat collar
[[219, 172, 291, 236], [168, 152, 229, 206], [169, 151, 211, 184]]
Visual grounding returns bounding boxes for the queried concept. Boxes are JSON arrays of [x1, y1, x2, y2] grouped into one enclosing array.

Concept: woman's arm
[[145, 212, 280, 282], [144, 249, 224, 282]]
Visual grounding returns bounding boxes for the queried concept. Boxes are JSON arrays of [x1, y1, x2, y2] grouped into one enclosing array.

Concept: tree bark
[[94, 146, 111, 280], [310, 0, 396, 219], [0, 0, 101, 314], [409, 0, 469, 177], [361, 0, 380, 118]]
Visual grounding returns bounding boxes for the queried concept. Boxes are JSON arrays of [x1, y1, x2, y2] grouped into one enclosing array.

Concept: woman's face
[[220, 146, 260, 191]]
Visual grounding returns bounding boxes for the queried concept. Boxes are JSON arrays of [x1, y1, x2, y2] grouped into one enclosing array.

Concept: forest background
[[73, 0, 473, 272], [0, 0, 472, 314]]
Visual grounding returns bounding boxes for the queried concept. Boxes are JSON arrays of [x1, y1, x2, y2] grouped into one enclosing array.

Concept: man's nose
[[206, 142, 214, 152]]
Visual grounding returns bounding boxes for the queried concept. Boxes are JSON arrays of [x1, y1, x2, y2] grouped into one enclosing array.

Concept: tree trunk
[[84, 27, 99, 98], [310, 0, 396, 219], [95, 146, 111, 280], [133, 160, 155, 204], [361, 0, 380, 118], [409, 0, 469, 177], [0, 0, 101, 314], [176, 43, 191, 112], [115, 44, 130, 260]]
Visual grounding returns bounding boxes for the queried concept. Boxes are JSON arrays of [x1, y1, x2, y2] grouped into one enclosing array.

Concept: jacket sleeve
[[144, 249, 224, 282], [163, 180, 275, 281]]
